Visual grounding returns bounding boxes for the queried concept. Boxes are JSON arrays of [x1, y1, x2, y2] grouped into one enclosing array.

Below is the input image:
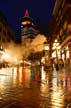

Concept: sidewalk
[[0, 66, 71, 108]]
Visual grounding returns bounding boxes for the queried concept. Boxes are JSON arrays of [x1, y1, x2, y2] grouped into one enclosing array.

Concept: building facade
[[0, 10, 15, 46], [0, 10, 16, 67], [49, 0, 71, 66]]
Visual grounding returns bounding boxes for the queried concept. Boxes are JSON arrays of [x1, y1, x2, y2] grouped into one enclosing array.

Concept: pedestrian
[[31, 61, 36, 80], [66, 58, 70, 71], [54, 59, 59, 71]]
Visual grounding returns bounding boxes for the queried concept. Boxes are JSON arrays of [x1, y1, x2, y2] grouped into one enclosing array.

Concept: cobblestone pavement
[[0, 66, 71, 108]]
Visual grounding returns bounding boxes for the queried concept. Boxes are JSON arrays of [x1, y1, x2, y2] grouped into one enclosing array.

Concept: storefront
[[61, 40, 71, 67], [52, 50, 61, 59], [61, 45, 69, 60]]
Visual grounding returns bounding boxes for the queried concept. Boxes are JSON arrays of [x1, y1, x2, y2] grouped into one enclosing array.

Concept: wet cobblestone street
[[0, 66, 71, 108]]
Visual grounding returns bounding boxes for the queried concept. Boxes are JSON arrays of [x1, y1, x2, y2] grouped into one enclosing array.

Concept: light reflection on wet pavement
[[0, 66, 71, 108]]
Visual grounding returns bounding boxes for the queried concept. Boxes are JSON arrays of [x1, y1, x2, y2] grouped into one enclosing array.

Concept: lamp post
[[43, 42, 50, 70], [52, 39, 60, 70], [44, 42, 49, 59], [0, 35, 4, 51], [0, 35, 4, 68]]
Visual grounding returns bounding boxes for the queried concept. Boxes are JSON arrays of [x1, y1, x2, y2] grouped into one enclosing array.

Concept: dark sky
[[0, 0, 56, 42]]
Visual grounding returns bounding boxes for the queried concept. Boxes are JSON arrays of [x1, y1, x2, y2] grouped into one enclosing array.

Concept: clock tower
[[20, 9, 39, 44]]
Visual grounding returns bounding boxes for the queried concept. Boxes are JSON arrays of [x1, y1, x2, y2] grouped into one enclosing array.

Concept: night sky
[[0, 0, 56, 42]]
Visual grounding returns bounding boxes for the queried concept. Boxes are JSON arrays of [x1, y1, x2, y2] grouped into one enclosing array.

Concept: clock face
[[21, 21, 31, 25]]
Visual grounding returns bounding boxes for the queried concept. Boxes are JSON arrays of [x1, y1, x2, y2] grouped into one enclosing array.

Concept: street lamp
[[0, 36, 4, 67], [43, 42, 51, 70], [52, 39, 60, 70], [44, 42, 49, 59], [0, 35, 4, 52]]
